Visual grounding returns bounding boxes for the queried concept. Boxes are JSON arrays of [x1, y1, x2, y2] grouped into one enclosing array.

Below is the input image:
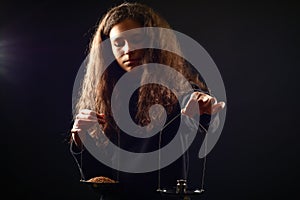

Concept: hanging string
[[157, 112, 182, 190], [70, 141, 86, 181], [157, 113, 209, 192], [183, 133, 190, 180], [158, 127, 162, 190], [116, 130, 120, 182], [198, 122, 208, 192]]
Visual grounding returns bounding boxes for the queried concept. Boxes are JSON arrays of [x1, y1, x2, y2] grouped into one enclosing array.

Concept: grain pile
[[86, 176, 116, 183]]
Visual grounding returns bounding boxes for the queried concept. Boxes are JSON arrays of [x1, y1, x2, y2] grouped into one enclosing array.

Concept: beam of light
[[0, 38, 15, 82], [0, 40, 9, 78]]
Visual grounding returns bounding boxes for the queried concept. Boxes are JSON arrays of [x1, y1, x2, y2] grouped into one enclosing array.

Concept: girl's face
[[109, 19, 145, 72]]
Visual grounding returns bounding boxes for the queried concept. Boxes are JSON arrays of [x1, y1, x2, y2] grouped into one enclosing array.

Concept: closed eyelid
[[113, 33, 143, 41], [111, 33, 144, 49], [112, 37, 126, 47]]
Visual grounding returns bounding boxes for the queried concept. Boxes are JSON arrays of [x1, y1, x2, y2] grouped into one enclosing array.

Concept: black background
[[0, 0, 299, 199]]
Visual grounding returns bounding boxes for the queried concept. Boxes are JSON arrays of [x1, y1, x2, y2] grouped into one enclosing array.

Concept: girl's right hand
[[71, 109, 106, 146]]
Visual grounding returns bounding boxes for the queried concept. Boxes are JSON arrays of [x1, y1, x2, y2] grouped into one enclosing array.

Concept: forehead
[[109, 19, 143, 38]]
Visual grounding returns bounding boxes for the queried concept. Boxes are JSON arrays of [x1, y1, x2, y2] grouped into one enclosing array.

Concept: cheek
[[111, 47, 121, 58], [110, 42, 123, 58], [111, 49, 123, 65]]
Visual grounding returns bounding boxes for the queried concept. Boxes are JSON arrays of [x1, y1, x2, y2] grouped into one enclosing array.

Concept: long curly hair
[[74, 2, 208, 139]]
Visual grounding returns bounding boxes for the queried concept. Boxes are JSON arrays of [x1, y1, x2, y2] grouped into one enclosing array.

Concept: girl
[[70, 2, 225, 200]]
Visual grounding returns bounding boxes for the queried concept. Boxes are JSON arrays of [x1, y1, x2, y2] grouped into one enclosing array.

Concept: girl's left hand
[[181, 92, 225, 118]]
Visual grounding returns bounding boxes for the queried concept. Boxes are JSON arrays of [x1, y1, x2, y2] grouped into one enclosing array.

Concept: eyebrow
[[111, 32, 144, 40]]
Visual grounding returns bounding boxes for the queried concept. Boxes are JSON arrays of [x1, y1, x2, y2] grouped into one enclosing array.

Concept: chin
[[125, 65, 137, 72]]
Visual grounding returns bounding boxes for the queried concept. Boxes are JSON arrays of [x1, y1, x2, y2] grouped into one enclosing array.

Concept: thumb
[[211, 101, 226, 115]]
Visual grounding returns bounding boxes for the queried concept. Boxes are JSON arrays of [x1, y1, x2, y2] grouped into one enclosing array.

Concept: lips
[[123, 58, 140, 65]]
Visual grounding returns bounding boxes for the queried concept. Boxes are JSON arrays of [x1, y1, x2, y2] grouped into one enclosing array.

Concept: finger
[[71, 128, 83, 135], [71, 128, 79, 133], [211, 102, 225, 115], [79, 109, 98, 117], [77, 113, 106, 124], [79, 109, 93, 113], [79, 110, 105, 120], [181, 99, 199, 117], [181, 107, 187, 115], [181, 108, 194, 118], [77, 118, 98, 125], [197, 94, 209, 102], [191, 92, 200, 99], [209, 97, 217, 105], [197, 94, 216, 105], [96, 113, 105, 119], [76, 113, 97, 120], [71, 128, 85, 145], [77, 116, 106, 124]]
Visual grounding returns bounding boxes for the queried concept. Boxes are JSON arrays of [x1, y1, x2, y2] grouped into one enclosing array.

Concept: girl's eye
[[114, 38, 125, 47], [131, 35, 143, 44]]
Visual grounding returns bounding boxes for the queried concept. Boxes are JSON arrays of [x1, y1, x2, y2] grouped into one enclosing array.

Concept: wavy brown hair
[[74, 2, 208, 139]]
